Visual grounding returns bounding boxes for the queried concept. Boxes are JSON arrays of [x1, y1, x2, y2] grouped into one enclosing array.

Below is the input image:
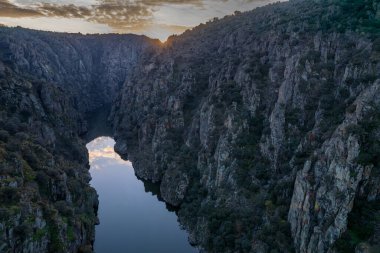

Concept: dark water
[[87, 137, 197, 253]]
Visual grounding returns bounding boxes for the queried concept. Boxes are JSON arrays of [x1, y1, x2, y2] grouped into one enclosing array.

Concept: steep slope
[[0, 29, 159, 252], [111, 0, 380, 252], [0, 28, 160, 113], [0, 66, 98, 252]]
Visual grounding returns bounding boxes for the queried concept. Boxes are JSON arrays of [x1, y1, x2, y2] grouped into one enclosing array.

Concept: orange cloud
[[0, 0, 204, 31], [87, 137, 131, 167], [0, 0, 42, 17], [0, 0, 280, 40]]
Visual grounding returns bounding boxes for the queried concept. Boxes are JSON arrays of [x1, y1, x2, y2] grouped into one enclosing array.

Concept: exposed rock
[[0, 30, 158, 252], [111, 1, 380, 252]]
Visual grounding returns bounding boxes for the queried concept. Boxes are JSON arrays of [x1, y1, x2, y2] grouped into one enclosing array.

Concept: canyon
[[0, 0, 379, 253]]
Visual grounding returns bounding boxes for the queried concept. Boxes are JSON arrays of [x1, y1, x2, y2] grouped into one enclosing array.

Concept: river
[[87, 137, 197, 253]]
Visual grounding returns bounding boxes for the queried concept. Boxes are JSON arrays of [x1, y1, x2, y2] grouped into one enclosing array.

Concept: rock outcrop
[[0, 28, 160, 113], [0, 66, 98, 252], [111, 0, 380, 252]]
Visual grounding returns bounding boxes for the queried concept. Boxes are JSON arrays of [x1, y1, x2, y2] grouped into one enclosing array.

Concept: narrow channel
[[86, 137, 197, 253]]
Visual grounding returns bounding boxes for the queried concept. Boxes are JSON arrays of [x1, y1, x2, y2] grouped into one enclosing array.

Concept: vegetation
[[0, 64, 97, 251], [355, 109, 380, 168], [334, 200, 380, 252], [337, 0, 380, 35]]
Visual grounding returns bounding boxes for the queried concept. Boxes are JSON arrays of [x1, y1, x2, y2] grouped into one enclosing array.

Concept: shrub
[[13, 223, 32, 240], [334, 199, 379, 252], [23, 151, 40, 169], [55, 201, 73, 217], [0, 207, 10, 220], [0, 130, 9, 142], [36, 171, 50, 194], [4, 117, 21, 134], [0, 187, 20, 203], [15, 132, 29, 141]]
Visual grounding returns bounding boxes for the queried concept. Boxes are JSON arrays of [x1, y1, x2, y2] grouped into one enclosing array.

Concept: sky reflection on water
[[87, 137, 197, 253]]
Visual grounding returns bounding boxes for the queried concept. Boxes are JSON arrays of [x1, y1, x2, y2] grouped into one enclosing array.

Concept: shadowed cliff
[[0, 30, 159, 252]]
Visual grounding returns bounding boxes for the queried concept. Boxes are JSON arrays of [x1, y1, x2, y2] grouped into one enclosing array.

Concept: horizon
[[0, 0, 285, 41]]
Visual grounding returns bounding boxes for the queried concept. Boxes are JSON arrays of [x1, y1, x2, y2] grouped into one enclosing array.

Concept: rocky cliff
[[0, 30, 158, 252], [0, 28, 160, 113], [112, 0, 380, 252], [0, 66, 98, 252], [0, 0, 379, 253]]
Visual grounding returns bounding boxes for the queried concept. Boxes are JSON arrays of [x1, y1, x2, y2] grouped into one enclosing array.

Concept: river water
[[87, 137, 197, 253]]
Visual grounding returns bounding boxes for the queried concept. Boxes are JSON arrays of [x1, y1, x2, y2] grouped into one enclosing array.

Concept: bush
[[355, 110, 380, 167], [54, 201, 73, 217], [5, 141, 19, 152], [4, 117, 21, 134], [334, 199, 379, 252], [0, 187, 20, 203], [23, 151, 40, 169], [346, 124, 363, 136], [78, 245, 93, 253], [0, 207, 10, 220], [36, 171, 50, 194], [15, 132, 29, 141], [0, 130, 9, 142], [13, 223, 32, 240]]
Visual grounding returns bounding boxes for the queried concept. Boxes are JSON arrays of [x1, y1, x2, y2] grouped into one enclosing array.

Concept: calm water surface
[[87, 137, 197, 253]]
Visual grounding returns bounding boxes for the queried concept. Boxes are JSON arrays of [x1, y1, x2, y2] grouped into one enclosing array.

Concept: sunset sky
[[0, 0, 283, 41]]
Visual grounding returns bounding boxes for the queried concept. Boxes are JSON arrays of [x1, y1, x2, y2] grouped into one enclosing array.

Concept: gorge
[[0, 0, 379, 253]]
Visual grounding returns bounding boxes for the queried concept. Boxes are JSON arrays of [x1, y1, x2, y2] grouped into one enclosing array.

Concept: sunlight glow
[[86, 137, 132, 171], [0, 0, 286, 41]]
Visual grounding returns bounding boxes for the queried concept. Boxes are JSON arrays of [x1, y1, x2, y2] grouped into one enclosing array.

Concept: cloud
[[0, 0, 42, 17], [137, 0, 203, 7], [101, 0, 203, 7], [89, 2, 153, 29], [87, 136, 131, 166], [0, 0, 152, 30], [38, 3, 92, 19], [0, 0, 281, 40], [0, 0, 205, 31]]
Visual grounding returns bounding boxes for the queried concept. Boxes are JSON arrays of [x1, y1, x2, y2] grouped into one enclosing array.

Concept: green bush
[[0, 187, 20, 203], [55, 201, 74, 217], [0, 207, 10, 220], [0, 130, 9, 142], [14, 223, 33, 240], [36, 171, 50, 194], [334, 200, 380, 252], [4, 117, 21, 134], [354, 108, 380, 167]]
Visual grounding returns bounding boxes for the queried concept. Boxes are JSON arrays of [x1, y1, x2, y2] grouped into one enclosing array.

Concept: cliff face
[[112, 0, 380, 252], [0, 28, 159, 113], [0, 66, 98, 252], [0, 0, 380, 253], [0, 30, 158, 252]]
